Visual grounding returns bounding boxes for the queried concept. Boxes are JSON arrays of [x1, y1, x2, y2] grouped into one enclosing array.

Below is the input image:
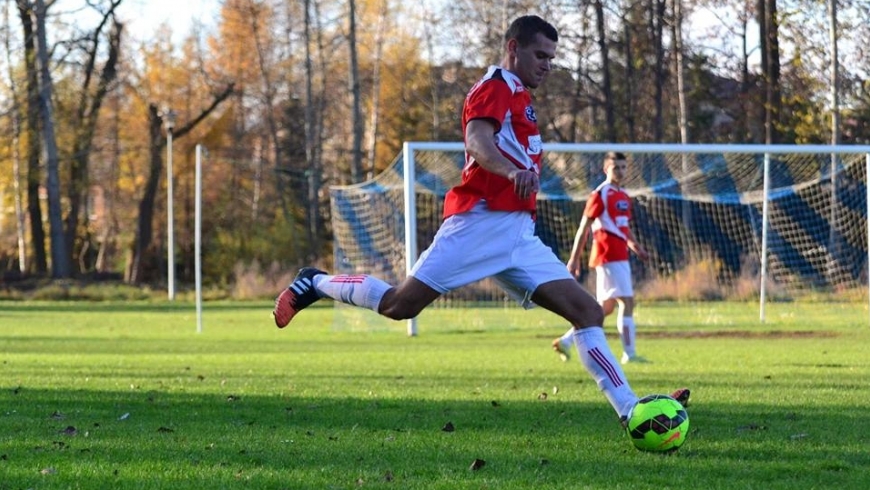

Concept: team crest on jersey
[[525, 106, 537, 122], [616, 200, 629, 211]]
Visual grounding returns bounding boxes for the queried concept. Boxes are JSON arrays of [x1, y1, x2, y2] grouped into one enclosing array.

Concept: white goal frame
[[402, 142, 870, 336]]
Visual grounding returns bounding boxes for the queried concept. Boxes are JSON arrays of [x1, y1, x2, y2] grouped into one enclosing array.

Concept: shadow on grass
[[0, 301, 286, 314], [1, 387, 869, 489]]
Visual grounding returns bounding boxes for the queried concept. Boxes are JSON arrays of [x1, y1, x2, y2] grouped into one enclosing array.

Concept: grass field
[[1, 300, 869, 489]]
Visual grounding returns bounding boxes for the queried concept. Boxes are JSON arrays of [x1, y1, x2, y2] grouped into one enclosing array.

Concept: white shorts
[[411, 202, 573, 308], [595, 261, 633, 302]]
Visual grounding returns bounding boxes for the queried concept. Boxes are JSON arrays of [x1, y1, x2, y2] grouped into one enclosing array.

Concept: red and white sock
[[313, 274, 391, 312], [572, 327, 638, 417]]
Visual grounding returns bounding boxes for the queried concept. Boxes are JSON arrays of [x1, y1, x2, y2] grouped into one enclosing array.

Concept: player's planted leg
[[571, 326, 639, 418]]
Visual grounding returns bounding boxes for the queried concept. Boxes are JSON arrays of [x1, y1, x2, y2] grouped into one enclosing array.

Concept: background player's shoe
[[621, 352, 650, 364], [272, 267, 325, 328], [551, 337, 571, 362], [671, 388, 691, 408]]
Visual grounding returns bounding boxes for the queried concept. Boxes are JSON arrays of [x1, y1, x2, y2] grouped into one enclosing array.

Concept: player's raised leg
[[273, 268, 439, 328]]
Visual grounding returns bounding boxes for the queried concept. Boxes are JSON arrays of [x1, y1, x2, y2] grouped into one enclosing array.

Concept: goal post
[[330, 142, 870, 334]]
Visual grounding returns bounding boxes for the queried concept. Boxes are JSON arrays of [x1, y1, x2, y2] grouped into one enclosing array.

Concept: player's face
[[511, 33, 557, 89], [606, 159, 628, 184]]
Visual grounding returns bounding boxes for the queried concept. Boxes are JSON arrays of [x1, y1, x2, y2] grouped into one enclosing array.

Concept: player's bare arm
[[625, 229, 649, 261], [465, 118, 539, 200], [567, 215, 592, 277]]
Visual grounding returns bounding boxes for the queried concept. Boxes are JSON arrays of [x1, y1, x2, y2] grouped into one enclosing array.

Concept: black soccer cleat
[[272, 267, 326, 328]]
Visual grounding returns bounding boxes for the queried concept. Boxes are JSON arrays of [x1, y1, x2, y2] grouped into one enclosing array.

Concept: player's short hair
[[603, 152, 627, 170], [505, 15, 558, 47]]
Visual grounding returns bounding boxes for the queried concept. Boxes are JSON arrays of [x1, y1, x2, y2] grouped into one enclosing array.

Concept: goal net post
[[330, 142, 870, 334]]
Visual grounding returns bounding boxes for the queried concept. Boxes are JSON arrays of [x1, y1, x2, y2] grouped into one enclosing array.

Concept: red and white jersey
[[443, 66, 543, 218], [585, 182, 632, 267]]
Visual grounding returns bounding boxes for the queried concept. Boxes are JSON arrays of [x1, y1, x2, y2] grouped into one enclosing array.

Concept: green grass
[[1, 300, 869, 489]]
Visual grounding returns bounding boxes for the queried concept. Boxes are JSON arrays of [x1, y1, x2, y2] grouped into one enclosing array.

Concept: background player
[[553, 152, 650, 364]]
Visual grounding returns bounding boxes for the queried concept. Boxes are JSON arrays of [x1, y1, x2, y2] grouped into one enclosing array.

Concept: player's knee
[[377, 297, 423, 320], [587, 302, 605, 326], [379, 304, 420, 321]]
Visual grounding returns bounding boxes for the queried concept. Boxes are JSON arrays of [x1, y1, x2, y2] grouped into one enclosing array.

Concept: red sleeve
[[463, 79, 512, 132], [584, 191, 604, 219]]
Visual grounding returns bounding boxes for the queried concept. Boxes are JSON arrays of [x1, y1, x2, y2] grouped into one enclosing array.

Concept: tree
[[15, 0, 47, 274], [594, 0, 617, 141], [758, 0, 782, 143], [63, 1, 123, 275], [4, 0, 26, 273], [126, 86, 233, 284], [33, 0, 69, 278], [347, 0, 363, 183]]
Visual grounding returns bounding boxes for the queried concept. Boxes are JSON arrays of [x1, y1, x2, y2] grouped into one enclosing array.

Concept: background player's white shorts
[[595, 260, 633, 302], [411, 201, 573, 308]]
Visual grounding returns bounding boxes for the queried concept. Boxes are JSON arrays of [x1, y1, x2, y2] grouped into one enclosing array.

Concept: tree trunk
[[126, 87, 234, 284], [348, 0, 363, 183], [673, 0, 688, 144], [303, 0, 319, 255], [4, 1, 26, 272], [740, 10, 753, 141], [623, 12, 635, 142], [366, 0, 387, 175], [17, 0, 47, 274], [759, 0, 781, 144], [653, 0, 666, 142], [594, 0, 616, 141], [126, 104, 163, 284], [34, 0, 70, 279], [244, 0, 279, 223], [65, 17, 122, 274]]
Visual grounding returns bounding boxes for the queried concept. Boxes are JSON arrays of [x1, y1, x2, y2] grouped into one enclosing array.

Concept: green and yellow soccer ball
[[625, 394, 690, 452]]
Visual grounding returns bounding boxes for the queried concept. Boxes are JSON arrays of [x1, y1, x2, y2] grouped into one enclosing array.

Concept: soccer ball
[[625, 394, 690, 452]]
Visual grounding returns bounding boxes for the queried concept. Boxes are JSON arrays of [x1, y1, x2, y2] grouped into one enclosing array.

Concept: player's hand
[[508, 169, 539, 200], [566, 257, 582, 279], [630, 241, 650, 262]]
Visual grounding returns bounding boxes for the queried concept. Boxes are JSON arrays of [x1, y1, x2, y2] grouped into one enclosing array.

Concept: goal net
[[329, 143, 870, 331]]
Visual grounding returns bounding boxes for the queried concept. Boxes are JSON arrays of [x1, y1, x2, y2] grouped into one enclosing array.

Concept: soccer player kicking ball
[[272, 15, 688, 428], [553, 152, 651, 365]]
